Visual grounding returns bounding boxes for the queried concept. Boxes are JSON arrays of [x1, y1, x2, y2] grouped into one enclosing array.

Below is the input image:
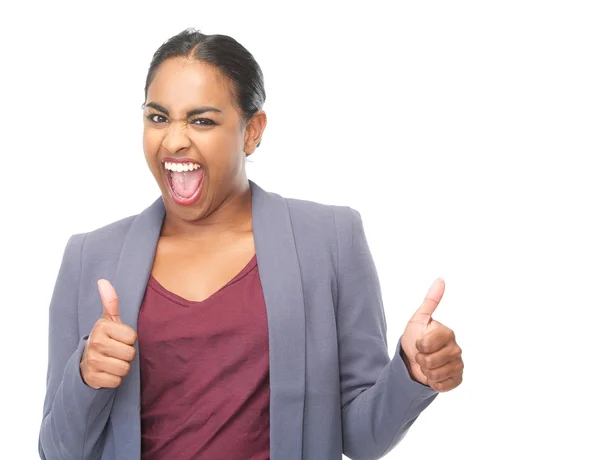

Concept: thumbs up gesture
[[400, 278, 464, 392], [79, 279, 138, 389]]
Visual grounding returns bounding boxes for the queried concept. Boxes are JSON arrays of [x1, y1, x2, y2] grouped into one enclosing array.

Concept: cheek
[[142, 130, 164, 180], [143, 129, 162, 155], [196, 128, 237, 150], [191, 131, 242, 168]]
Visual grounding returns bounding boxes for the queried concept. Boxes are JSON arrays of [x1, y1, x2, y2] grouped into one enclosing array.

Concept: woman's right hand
[[79, 279, 138, 389]]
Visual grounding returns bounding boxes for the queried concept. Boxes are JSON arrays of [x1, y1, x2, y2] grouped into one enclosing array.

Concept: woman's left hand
[[400, 278, 464, 392]]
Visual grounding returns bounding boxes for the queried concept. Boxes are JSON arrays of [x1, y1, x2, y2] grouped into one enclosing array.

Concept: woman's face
[[143, 57, 264, 222]]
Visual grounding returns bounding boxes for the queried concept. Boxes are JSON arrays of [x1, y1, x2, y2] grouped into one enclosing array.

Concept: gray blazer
[[39, 180, 438, 460]]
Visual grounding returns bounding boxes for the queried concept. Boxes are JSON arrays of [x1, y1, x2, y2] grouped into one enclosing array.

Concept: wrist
[[79, 358, 90, 385], [399, 346, 410, 368], [400, 346, 420, 383], [79, 341, 95, 388]]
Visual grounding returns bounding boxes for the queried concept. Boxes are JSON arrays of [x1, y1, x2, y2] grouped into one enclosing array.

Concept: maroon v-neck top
[[137, 254, 270, 459]]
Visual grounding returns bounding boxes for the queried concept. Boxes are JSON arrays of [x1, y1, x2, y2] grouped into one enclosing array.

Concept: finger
[[408, 278, 445, 327], [93, 355, 132, 377], [429, 374, 463, 392], [420, 358, 464, 383], [91, 372, 123, 389], [101, 321, 137, 346], [416, 322, 455, 354], [97, 337, 136, 362], [415, 342, 462, 369], [98, 279, 121, 323]]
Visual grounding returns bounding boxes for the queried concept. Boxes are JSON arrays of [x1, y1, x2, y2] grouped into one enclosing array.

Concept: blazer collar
[[109, 180, 306, 460]]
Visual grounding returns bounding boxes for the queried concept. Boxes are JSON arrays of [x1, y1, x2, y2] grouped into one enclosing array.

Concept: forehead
[[146, 57, 234, 110]]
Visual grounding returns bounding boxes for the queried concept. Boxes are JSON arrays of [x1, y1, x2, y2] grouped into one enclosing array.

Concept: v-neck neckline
[[147, 254, 257, 307]]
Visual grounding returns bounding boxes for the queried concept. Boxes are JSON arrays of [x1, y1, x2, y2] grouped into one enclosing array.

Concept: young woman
[[39, 28, 464, 460]]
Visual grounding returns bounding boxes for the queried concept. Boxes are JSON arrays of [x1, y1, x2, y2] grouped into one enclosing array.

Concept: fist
[[80, 279, 137, 389], [400, 278, 464, 392]]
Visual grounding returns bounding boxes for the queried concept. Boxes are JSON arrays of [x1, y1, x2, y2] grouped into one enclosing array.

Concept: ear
[[243, 110, 267, 155]]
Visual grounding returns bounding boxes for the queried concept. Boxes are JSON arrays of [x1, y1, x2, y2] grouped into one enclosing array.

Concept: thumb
[[98, 279, 121, 323], [408, 278, 445, 328]]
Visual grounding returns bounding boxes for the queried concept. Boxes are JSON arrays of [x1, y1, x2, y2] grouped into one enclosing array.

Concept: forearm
[[341, 340, 438, 460], [39, 337, 116, 460]]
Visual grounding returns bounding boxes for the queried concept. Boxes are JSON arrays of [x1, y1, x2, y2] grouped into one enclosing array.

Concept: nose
[[161, 121, 191, 154]]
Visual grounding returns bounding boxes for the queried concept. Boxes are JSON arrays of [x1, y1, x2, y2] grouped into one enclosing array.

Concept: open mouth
[[163, 161, 205, 205]]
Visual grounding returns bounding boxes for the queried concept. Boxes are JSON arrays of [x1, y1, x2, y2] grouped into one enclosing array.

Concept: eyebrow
[[144, 102, 222, 117]]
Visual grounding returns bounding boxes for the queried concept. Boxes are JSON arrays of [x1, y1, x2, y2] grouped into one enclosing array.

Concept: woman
[[39, 28, 464, 460]]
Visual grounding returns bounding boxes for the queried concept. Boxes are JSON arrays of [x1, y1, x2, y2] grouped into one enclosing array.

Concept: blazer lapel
[[109, 181, 306, 460], [110, 194, 165, 459], [250, 180, 306, 460]]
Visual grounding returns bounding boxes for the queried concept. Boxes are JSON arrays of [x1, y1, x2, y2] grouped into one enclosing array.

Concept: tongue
[[171, 169, 203, 198]]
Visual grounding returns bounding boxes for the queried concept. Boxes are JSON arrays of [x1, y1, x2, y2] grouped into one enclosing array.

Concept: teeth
[[164, 162, 201, 172]]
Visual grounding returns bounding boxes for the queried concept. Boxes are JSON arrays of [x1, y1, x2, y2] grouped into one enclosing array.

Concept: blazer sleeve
[[39, 233, 116, 460], [332, 206, 439, 460]]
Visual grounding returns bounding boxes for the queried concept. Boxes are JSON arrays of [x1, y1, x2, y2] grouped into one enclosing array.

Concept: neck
[[161, 180, 253, 241]]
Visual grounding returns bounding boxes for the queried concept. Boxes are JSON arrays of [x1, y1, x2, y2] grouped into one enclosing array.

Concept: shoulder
[[252, 181, 363, 237], [84, 213, 138, 242], [68, 212, 139, 258], [281, 195, 370, 291], [283, 195, 362, 244]]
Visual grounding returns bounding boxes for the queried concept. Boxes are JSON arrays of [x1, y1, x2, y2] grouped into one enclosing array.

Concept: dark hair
[[144, 28, 266, 147]]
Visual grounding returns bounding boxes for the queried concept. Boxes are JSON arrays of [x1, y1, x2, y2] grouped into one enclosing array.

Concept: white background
[[1, 1, 598, 458]]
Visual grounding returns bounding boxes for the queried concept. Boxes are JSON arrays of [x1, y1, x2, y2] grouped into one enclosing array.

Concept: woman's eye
[[146, 114, 215, 126], [192, 118, 216, 126], [147, 114, 167, 123]]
